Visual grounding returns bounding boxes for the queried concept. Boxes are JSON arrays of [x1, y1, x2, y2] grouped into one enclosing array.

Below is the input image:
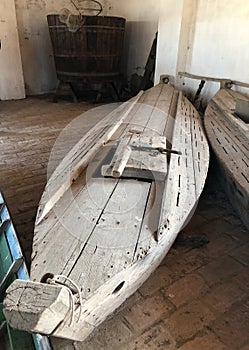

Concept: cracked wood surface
[[204, 88, 249, 229], [3, 279, 70, 334], [4, 83, 209, 341]]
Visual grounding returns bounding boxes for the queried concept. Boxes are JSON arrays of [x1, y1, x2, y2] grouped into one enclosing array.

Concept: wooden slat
[[102, 135, 168, 181], [189, 99, 210, 195], [179, 71, 249, 88], [36, 91, 144, 224], [31, 174, 119, 280], [145, 83, 175, 135], [49, 83, 177, 340], [205, 105, 249, 193], [25, 83, 210, 342], [31, 84, 167, 281], [101, 136, 132, 178], [204, 88, 249, 229], [205, 89, 249, 192], [213, 89, 249, 138], [158, 92, 208, 239], [207, 102, 249, 154], [63, 84, 168, 288], [130, 87, 179, 257], [68, 179, 151, 296]]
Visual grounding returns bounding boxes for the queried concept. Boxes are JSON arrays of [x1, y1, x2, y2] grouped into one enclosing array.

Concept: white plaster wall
[[155, 0, 183, 83], [191, 0, 249, 81], [188, 0, 249, 99], [155, 0, 249, 101], [0, 0, 25, 100], [107, 0, 159, 78], [15, 0, 56, 95]]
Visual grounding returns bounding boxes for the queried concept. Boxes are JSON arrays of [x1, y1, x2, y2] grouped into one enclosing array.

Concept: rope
[[70, 0, 103, 16], [59, 0, 103, 32], [47, 275, 83, 325]]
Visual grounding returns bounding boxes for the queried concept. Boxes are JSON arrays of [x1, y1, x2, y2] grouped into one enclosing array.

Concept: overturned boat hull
[[3, 82, 209, 341]]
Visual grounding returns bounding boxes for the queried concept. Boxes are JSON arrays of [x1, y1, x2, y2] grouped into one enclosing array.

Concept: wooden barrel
[[47, 15, 126, 84]]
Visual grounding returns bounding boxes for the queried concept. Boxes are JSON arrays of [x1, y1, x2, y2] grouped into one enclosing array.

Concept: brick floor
[[177, 330, 227, 350], [162, 273, 208, 308], [202, 279, 247, 314], [0, 96, 248, 349], [122, 321, 177, 350], [139, 265, 175, 297], [165, 300, 216, 344], [197, 255, 244, 287], [210, 300, 249, 349], [121, 293, 174, 334]]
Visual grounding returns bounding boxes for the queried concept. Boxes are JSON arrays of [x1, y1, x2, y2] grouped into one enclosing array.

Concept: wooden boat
[[3, 81, 209, 342], [179, 72, 249, 230], [204, 86, 249, 229]]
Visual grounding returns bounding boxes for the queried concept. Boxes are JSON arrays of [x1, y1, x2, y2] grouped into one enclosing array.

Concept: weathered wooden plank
[[158, 92, 199, 239], [213, 89, 249, 138], [235, 99, 249, 123], [205, 110, 249, 191], [31, 175, 119, 281], [132, 181, 163, 261], [36, 91, 144, 224], [31, 145, 112, 253], [101, 136, 132, 178], [207, 101, 249, 155], [188, 98, 210, 195], [3, 279, 70, 334], [60, 86, 168, 282], [31, 85, 165, 280], [204, 88, 249, 230], [217, 159, 249, 230], [102, 135, 168, 181], [68, 179, 151, 296], [179, 71, 249, 88], [205, 90, 249, 194], [111, 145, 132, 178], [145, 83, 175, 135], [5, 83, 209, 342]]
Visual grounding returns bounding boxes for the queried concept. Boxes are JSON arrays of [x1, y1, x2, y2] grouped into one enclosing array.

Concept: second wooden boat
[[204, 86, 249, 229], [3, 81, 209, 342]]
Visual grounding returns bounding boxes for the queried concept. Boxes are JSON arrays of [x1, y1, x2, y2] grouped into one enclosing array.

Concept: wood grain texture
[[204, 88, 249, 229], [5, 83, 209, 341], [179, 71, 249, 88], [3, 279, 70, 334], [102, 135, 168, 181]]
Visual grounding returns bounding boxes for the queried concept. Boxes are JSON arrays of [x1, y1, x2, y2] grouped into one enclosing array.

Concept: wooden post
[[3, 279, 70, 335], [112, 145, 132, 178]]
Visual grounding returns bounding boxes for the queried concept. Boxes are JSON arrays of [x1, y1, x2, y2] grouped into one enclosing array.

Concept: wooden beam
[[102, 135, 168, 181], [179, 71, 249, 89], [36, 90, 144, 224], [112, 145, 132, 178], [3, 279, 70, 335]]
